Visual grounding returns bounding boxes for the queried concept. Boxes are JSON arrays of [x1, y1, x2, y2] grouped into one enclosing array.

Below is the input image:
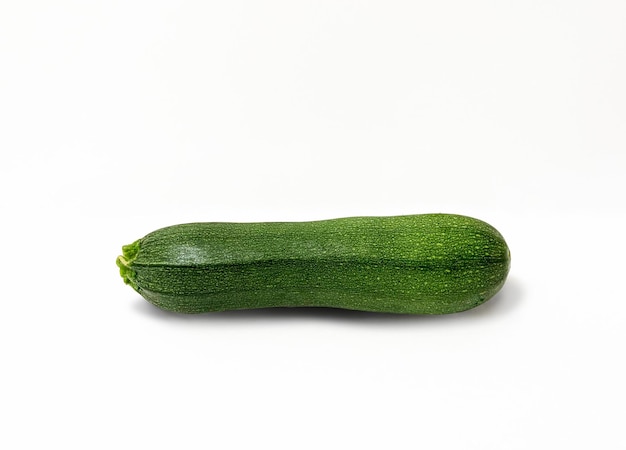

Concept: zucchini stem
[[116, 239, 141, 290]]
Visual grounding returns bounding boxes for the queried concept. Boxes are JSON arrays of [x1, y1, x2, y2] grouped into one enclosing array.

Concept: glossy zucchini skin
[[116, 214, 510, 314]]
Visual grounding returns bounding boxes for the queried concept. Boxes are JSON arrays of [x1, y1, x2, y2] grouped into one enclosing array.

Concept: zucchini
[[116, 214, 510, 314]]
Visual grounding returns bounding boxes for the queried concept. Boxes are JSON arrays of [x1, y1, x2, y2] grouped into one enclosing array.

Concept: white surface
[[1, 1, 625, 449]]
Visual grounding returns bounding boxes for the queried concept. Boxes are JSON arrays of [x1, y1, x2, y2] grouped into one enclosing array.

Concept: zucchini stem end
[[116, 239, 140, 290]]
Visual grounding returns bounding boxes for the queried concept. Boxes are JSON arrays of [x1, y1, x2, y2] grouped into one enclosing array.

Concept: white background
[[1, 1, 625, 449]]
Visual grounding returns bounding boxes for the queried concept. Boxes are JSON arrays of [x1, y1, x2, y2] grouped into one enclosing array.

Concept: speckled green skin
[[116, 214, 510, 314]]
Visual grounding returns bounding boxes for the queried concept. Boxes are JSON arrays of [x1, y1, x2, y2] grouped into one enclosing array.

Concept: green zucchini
[[116, 214, 510, 314]]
